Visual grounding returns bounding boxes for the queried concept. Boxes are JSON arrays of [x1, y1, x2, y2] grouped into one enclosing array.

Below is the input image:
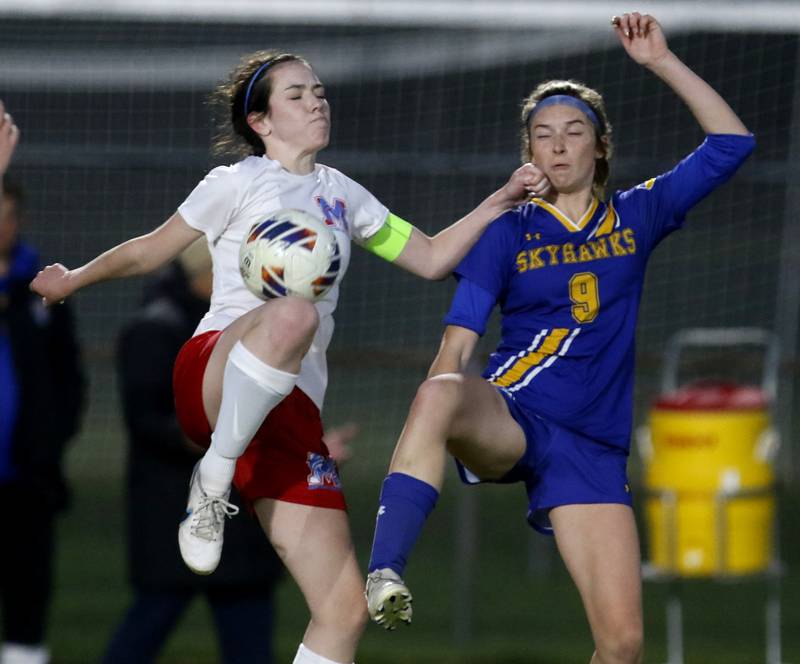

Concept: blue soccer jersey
[[445, 133, 755, 450]]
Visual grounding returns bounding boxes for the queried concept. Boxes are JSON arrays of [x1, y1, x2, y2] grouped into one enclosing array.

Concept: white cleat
[[178, 464, 239, 575], [365, 568, 413, 630]]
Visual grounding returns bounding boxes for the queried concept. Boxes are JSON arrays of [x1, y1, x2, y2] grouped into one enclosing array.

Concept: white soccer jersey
[[178, 155, 389, 410]]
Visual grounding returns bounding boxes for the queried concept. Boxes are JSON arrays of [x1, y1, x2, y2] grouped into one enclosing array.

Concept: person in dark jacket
[[0, 178, 86, 664], [102, 240, 284, 664]]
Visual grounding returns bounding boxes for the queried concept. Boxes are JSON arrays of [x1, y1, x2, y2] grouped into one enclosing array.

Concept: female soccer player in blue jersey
[[366, 13, 754, 663], [30, 52, 550, 664]]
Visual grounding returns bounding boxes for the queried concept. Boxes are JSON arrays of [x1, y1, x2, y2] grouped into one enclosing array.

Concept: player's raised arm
[[30, 212, 202, 305], [389, 162, 550, 280], [612, 12, 749, 136]]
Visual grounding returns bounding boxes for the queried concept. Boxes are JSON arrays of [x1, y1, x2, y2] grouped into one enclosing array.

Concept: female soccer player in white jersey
[[30, 52, 550, 664], [365, 13, 754, 663]]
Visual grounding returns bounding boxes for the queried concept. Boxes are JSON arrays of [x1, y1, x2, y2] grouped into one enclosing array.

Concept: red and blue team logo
[[315, 196, 349, 232], [306, 452, 342, 491]]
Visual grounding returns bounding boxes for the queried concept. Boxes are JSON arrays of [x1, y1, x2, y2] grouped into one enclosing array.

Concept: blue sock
[[368, 472, 439, 577]]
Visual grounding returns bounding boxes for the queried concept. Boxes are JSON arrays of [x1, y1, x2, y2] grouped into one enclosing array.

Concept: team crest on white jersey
[[315, 196, 349, 233], [306, 452, 342, 490]]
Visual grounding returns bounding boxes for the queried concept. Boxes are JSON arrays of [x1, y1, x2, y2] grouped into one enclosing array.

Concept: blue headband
[[243, 60, 276, 115], [526, 95, 602, 131]]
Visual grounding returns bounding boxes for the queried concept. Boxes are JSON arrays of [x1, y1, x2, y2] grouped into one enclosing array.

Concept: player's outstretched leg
[[365, 568, 412, 630]]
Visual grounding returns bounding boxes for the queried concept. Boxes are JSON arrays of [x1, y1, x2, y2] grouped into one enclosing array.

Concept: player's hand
[[499, 162, 552, 208], [30, 263, 74, 305], [612, 13, 669, 68], [0, 100, 20, 175], [323, 422, 360, 464]]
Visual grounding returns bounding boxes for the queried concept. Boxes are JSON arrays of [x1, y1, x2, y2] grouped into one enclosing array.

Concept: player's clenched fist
[[30, 263, 74, 305], [499, 162, 552, 208]]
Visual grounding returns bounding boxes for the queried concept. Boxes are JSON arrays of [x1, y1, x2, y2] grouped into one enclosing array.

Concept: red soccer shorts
[[173, 330, 346, 511]]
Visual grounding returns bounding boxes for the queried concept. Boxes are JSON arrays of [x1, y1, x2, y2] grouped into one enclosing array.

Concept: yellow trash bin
[[644, 382, 775, 577]]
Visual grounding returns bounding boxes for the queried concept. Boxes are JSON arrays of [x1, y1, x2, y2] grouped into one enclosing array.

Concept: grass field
[[47, 451, 799, 664]]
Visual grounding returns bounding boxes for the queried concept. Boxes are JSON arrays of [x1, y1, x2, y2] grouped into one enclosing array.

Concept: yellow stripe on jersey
[[533, 197, 599, 232], [594, 201, 618, 237], [492, 328, 570, 388], [363, 213, 414, 262]]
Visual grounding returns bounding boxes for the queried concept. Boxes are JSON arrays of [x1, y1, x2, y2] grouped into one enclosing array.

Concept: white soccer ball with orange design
[[239, 208, 341, 302]]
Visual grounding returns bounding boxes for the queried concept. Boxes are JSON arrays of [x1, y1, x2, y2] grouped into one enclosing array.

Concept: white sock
[[292, 643, 352, 664], [199, 341, 298, 495], [0, 643, 50, 664]]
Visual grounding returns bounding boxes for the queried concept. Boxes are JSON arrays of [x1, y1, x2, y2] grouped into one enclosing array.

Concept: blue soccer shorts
[[454, 388, 633, 534]]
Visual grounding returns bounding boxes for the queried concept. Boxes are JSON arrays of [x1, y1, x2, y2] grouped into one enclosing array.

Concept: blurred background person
[[0, 173, 87, 664], [0, 100, 20, 203], [102, 240, 284, 664]]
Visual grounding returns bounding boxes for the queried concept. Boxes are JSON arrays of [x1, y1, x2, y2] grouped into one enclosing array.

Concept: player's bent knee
[[259, 297, 320, 339], [273, 296, 320, 333], [413, 374, 464, 420]]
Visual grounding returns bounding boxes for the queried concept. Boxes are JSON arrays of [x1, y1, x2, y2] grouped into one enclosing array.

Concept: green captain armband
[[363, 213, 414, 262]]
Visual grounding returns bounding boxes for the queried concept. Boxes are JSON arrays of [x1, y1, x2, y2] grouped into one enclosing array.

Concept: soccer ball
[[239, 209, 341, 302]]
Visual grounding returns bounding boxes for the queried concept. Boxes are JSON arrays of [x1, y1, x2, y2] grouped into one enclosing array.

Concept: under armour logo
[[377, 505, 386, 517]]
